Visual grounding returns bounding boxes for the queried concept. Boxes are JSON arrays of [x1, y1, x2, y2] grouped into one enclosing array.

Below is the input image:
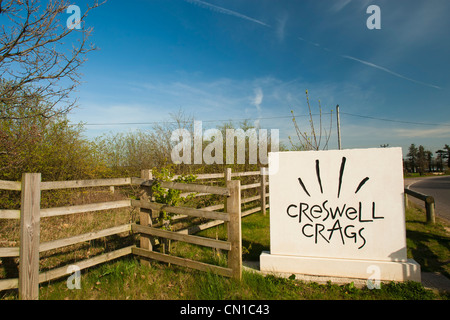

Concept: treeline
[[404, 143, 450, 175], [4, 101, 450, 182], [0, 107, 275, 182]]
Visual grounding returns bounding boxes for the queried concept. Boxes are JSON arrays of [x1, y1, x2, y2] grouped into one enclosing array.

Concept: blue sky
[[68, 0, 450, 155]]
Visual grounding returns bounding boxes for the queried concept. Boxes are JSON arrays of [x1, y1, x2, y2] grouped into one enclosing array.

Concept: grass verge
[[1, 203, 449, 300], [28, 257, 442, 300], [405, 203, 450, 278]]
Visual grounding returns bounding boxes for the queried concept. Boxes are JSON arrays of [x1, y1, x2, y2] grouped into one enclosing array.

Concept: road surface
[[407, 176, 450, 223]]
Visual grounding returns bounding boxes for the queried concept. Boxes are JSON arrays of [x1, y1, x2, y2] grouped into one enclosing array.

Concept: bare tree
[[0, 0, 103, 120], [289, 90, 333, 151]]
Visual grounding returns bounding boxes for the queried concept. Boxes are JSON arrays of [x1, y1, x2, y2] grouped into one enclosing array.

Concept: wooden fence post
[[227, 179, 242, 280], [19, 173, 41, 300], [405, 188, 435, 225], [224, 168, 232, 212], [404, 193, 409, 209], [225, 168, 232, 183], [260, 167, 267, 215], [425, 196, 436, 225], [139, 170, 153, 265]]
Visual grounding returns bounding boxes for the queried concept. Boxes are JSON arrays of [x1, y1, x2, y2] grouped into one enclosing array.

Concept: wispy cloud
[[275, 12, 288, 42], [251, 87, 263, 114], [296, 36, 442, 90], [329, 0, 352, 13], [329, 0, 374, 13], [395, 126, 450, 139], [184, 0, 271, 27], [340, 55, 442, 90]]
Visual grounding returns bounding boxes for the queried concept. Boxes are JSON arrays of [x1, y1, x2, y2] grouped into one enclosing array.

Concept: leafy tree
[[425, 150, 433, 173], [0, 97, 108, 181], [417, 145, 426, 175], [436, 149, 446, 171], [407, 144, 418, 173], [151, 165, 196, 230], [444, 144, 450, 168], [150, 165, 196, 253]]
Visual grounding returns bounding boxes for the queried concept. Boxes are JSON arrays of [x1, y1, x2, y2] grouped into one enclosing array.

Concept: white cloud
[[251, 87, 263, 113], [275, 13, 288, 42], [395, 126, 450, 139]]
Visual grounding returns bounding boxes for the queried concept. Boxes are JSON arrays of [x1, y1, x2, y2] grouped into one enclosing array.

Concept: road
[[406, 176, 450, 223]]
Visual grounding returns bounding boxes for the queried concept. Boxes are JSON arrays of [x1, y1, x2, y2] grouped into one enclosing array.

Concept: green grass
[[405, 204, 450, 278], [22, 256, 441, 301], [1, 206, 449, 300], [193, 212, 270, 262], [12, 255, 437, 301]]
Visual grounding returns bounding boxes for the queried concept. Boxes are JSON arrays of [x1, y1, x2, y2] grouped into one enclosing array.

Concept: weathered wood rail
[[404, 187, 436, 224], [0, 167, 269, 299]]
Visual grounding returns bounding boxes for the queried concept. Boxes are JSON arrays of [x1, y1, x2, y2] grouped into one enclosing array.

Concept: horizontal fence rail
[[0, 246, 135, 293], [38, 246, 135, 283], [404, 187, 436, 224], [132, 247, 233, 278], [39, 224, 132, 254], [40, 177, 132, 190], [131, 177, 230, 196], [0, 180, 21, 191], [131, 199, 230, 222], [40, 200, 132, 218], [0, 209, 20, 219], [132, 224, 232, 251]]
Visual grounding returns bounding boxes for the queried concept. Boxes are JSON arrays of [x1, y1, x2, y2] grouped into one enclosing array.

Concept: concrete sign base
[[260, 252, 421, 282]]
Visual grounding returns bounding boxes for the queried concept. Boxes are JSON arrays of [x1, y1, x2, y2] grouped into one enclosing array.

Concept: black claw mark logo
[[287, 157, 384, 250], [299, 157, 370, 199], [316, 159, 323, 194], [355, 177, 370, 194]]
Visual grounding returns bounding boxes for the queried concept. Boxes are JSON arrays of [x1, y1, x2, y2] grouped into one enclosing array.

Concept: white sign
[[261, 148, 421, 282]]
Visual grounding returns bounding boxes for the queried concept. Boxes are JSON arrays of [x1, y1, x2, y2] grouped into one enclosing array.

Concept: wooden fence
[[131, 177, 242, 279], [0, 174, 135, 300], [0, 168, 269, 299]]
